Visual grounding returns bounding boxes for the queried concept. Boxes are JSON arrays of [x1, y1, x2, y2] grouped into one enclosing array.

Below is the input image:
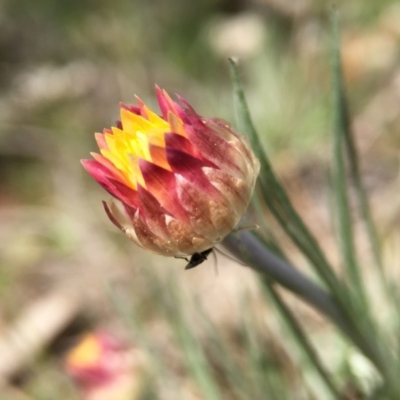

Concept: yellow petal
[[121, 108, 153, 134], [143, 104, 169, 128], [129, 155, 146, 188], [136, 131, 152, 161], [100, 149, 129, 172], [167, 111, 186, 137]]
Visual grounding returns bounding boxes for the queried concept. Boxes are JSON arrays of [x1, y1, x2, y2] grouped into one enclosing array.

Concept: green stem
[[222, 232, 387, 379]]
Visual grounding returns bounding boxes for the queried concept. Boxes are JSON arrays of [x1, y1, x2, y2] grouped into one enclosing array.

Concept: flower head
[[82, 87, 259, 258], [64, 331, 144, 400], [65, 332, 119, 389]]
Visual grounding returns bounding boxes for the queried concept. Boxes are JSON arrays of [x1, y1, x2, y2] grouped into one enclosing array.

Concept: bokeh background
[[0, 0, 399, 399]]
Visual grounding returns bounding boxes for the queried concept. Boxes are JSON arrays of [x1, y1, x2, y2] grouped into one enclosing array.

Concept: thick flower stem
[[223, 231, 348, 330], [222, 231, 389, 385]]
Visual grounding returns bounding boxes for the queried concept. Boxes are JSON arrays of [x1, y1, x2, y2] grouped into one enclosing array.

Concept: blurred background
[[0, 0, 399, 399]]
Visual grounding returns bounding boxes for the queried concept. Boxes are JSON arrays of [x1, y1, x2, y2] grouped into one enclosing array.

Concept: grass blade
[[227, 58, 392, 387], [330, 11, 369, 309], [329, 10, 385, 286], [228, 58, 349, 313], [261, 279, 342, 400]]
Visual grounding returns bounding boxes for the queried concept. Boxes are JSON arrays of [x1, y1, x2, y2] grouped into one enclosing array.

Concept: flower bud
[[81, 87, 259, 258]]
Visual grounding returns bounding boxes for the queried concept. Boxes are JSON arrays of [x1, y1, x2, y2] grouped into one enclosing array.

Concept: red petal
[[176, 95, 203, 125], [81, 160, 138, 208], [120, 102, 141, 115], [137, 186, 174, 242], [139, 160, 188, 221], [155, 86, 188, 123], [166, 148, 219, 197], [90, 153, 126, 183], [184, 124, 245, 178], [81, 159, 114, 181], [168, 97, 188, 123], [164, 133, 217, 168], [165, 132, 197, 155], [134, 96, 149, 118], [155, 86, 171, 120], [109, 179, 139, 209]]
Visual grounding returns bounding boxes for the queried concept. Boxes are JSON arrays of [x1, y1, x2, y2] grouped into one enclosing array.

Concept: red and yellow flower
[[64, 331, 145, 400], [81, 87, 259, 258]]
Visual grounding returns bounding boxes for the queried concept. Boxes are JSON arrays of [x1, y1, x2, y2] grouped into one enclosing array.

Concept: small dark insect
[[185, 248, 213, 270]]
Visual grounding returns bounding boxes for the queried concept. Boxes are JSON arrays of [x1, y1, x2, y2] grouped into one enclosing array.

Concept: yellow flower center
[[100, 104, 186, 190]]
